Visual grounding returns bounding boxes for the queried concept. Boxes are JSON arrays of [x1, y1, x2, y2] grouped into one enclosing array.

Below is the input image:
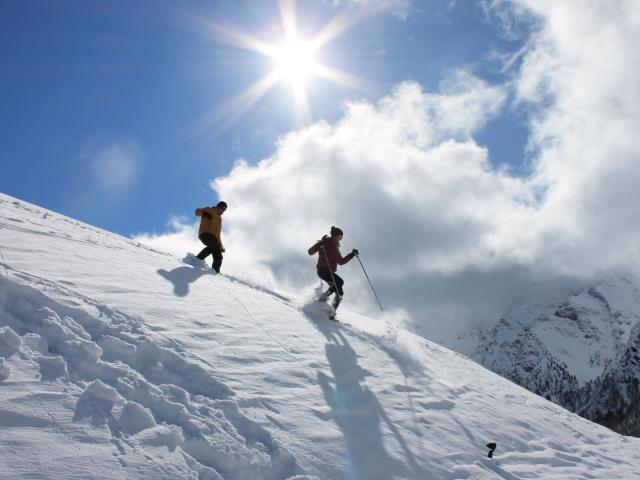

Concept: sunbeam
[[213, 70, 283, 131], [187, 0, 366, 131]]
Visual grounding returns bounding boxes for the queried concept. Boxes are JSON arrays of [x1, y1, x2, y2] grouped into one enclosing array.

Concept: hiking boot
[[332, 295, 342, 310]]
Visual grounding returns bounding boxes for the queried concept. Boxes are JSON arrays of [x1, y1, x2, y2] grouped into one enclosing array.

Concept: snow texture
[[1, 191, 640, 479], [0, 325, 22, 358]]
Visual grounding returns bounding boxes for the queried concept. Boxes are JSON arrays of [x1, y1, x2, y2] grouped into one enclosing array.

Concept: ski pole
[[320, 246, 341, 301], [356, 254, 383, 311]]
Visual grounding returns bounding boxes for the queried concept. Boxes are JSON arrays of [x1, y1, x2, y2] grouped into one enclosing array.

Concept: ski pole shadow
[[316, 328, 424, 479], [224, 274, 292, 303], [157, 266, 211, 297]]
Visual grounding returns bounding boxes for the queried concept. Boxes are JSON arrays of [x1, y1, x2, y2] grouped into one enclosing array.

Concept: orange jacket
[[195, 207, 222, 242]]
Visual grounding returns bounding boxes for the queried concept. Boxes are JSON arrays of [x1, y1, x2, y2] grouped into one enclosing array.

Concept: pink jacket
[[308, 236, 355, 272]]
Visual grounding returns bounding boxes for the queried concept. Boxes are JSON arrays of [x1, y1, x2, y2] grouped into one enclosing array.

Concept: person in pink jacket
[[308, 226, 358, 312]]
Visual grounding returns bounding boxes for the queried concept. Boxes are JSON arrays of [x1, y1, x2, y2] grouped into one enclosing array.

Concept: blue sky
[[1, 0, 530, 236]]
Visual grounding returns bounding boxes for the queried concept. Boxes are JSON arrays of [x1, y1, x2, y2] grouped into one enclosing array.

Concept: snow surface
[[1, 191, 639, 479]]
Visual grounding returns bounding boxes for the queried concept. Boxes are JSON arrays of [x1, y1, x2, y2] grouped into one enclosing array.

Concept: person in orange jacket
[[308, 226, 358, 312], [195, 201, 227, 273]]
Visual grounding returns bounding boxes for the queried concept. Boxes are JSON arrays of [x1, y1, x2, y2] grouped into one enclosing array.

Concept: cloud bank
[[512, 0, 640, 272], [137, 2, 640, 341]]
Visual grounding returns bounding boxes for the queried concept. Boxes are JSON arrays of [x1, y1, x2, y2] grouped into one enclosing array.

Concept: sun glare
[[195, 0, 365, 128], [273, 39, 317, 87]]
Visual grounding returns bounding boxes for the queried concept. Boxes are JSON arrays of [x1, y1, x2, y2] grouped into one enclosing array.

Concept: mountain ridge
[[459, 274, 640, 436]]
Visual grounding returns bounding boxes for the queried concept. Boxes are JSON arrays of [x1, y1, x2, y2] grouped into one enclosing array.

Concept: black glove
[[351, 249, 359, 256], [202, 212, 212, 219]]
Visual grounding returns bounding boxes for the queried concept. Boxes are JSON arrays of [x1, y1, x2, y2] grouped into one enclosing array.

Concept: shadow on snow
[[303, 304, 425, 479], [157, 266, 212, 297]]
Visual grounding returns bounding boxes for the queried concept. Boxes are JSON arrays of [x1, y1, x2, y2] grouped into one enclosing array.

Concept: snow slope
[[1, 191, 639, 480]]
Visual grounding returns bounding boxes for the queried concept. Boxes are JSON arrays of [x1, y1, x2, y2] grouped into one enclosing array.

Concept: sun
[[193, 0, 366, 128], [272, 38, 317, 89]]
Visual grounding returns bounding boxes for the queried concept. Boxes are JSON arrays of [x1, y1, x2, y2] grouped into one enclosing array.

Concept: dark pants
[[197, 234, 223, 273], [317, 268, 344, 297]]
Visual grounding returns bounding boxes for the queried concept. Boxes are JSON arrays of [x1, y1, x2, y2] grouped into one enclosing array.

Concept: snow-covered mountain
[[1, 191, 640, 479], [458, 275, 640, 437]]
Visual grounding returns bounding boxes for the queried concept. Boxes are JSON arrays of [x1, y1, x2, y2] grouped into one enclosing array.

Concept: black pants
[[317, 268, 344, 297], [197, 234, 223, 272]]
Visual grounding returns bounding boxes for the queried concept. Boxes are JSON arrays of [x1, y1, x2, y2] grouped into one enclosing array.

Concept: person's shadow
[[309, 317, 423, 479], [157, 266, 211, 297]]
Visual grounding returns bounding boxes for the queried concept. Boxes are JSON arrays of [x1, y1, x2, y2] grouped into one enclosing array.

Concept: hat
[[217, 201, 228, 210], [330, 226, 343, 237]]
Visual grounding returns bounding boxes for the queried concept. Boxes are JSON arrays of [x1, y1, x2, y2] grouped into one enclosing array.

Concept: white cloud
[[506, 0, 640, 272], [137, 2, 640, 342], [133, 216, 201, 259], [207, 74, 532, 337]]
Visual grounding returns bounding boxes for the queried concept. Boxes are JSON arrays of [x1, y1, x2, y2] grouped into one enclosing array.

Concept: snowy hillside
[[1, 192, 639, 480], [457, 276, 640, 437]]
